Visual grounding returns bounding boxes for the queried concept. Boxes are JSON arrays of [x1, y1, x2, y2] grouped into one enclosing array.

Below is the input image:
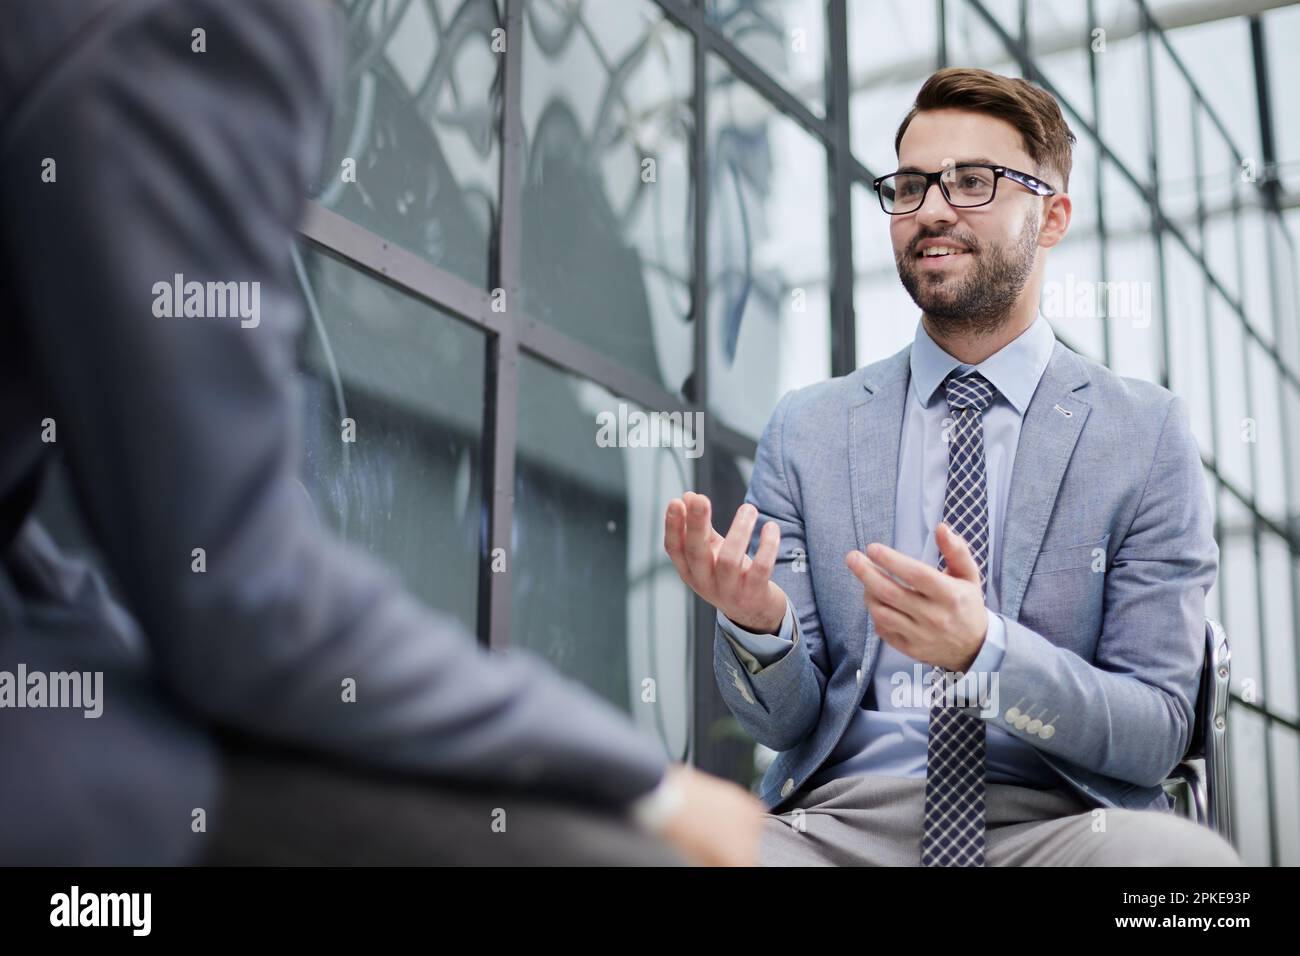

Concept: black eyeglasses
[[872, 163, 1057, 214]]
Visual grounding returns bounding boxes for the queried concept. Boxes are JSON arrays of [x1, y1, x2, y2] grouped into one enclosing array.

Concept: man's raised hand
[[663, 491, 788, 635]]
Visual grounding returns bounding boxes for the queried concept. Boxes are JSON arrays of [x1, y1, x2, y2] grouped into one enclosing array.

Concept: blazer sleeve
[[713, 389, 830, 752], [990, 394, 1217, 788], [0, 0, 666, 808]]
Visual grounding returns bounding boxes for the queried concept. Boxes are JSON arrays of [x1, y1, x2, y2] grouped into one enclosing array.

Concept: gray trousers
[[761, 774, 1243, 866]]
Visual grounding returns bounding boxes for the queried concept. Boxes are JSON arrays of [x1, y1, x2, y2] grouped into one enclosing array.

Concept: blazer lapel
[[998, 340, 1093, 621], [847, 347, 911, 661]]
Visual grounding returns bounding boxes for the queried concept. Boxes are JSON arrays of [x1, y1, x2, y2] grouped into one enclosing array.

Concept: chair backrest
[[1200, 619, 1232, 839]]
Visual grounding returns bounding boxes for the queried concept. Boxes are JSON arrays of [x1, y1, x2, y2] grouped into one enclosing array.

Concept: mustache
[[905, 230, 980, 257]]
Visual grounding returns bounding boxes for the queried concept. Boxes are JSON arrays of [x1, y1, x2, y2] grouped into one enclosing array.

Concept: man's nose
[[914, 180, 958, 229]]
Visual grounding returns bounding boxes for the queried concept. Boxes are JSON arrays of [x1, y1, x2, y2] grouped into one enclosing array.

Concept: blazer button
[[1014, 714, 1031, 730], [781, 778, 795, 798], [855, 668, 863, 684], [1005, 707, 1021, 723], [1038, 725, 1055, 739], [1026, 718, 1042, 734]]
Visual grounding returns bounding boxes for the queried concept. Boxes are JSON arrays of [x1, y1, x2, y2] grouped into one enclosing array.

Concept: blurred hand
[[663, 491, 788, 634], [657, 764, 765, 866]]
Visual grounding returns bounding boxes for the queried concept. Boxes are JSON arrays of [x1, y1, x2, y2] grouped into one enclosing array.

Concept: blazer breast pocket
[[1022, 533, 1111, 652], [1031, 533, 1111, 575]]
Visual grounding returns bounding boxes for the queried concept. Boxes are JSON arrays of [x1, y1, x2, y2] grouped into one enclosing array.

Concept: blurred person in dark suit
[[0, 0, 762, 866]]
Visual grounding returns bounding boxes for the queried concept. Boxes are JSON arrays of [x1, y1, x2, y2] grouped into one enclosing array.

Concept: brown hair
[[894, 68, 1077, 192]]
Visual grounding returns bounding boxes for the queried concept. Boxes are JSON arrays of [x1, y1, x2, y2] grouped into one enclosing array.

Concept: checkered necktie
[[921, 370, 995, 867]]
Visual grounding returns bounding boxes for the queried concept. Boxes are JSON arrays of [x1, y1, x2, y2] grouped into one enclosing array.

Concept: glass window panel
[[1268, 217, 1300, 373], [1166, 239, 1214, 461], [1210, 293, 1252, 495], [1227, 703, 1271, 866], [1198, 116, 1238, 268], [1269, 722, 1300, 866], [1263, 4, 1300, 195], [1248, 340, 1287, 526], [520, 0, 694, 393], [707, 56, 831, 440], [1219, 494, 1260, 709], [1092, 0, 1148, 181], [1260, 531, 1297, 724], [1152, 40, 1198, 253], [854, 182, 922, 366], [967, 0, 1021, 37], [847, 0, 939, 175], [707, 0, 827, 115], [1063, 122, 1099, 235], [314, 0, 502, 289], [1027, 0, 1094, 125], [512, 354, 691, 759], [1239, 208, 1274, 346], [1203, 208, 1240, 305], [1042, 228, 1105, 362], [1043, 133, 1103, 360], [1203, 471, 1221, 625], [945, 0, 1020, 75], [1164, 17, 1260, 165], [295, 244, 485, 632], [1101, 163, 1162, 383], [1286, 383, 1300, 510]]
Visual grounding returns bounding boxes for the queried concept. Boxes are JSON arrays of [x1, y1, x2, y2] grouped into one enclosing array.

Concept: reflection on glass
[[512, 354, 691, 760], [708, 0, 826, 115], [519, 0, 694, 393], [705, 449, 765, 789], [313, 0, 502, 289], [295, 244, 486, 634], [707, 56, 831, 440]]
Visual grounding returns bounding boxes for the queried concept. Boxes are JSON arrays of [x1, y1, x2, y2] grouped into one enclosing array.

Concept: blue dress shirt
[[719, 313, 1064, 790]]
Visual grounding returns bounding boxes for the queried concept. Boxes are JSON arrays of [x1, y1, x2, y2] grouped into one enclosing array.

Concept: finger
[[716, 503, 760, 591], [750, 520, 780, 581], [682, 493, 719, 587], [863, 542, 943, 595], [663, 499, 692, 578], [867, 598, 917, 646], [860, 558, 924, 618], [936, 522, 981, 583]]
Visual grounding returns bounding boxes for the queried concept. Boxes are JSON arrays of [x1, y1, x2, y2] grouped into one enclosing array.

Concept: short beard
[[895, 208, 1040, 340]]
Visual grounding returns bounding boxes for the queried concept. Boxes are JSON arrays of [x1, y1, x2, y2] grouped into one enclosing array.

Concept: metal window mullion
[[688, 0, 713, 773], [481, 0, 525, 653], [828, 0, 855, 377]]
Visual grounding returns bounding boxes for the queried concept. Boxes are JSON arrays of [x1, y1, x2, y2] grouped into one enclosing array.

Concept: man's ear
[[1037, 192, 1071, 249]]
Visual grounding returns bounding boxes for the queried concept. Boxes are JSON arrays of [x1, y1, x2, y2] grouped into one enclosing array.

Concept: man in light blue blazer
[[663, 68, 1242, 865]]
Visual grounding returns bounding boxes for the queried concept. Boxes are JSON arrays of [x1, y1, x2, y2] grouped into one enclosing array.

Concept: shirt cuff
[[717, 601, 795, 673], [950, 608, 1004, 709], [969, 608, 1006, 674]]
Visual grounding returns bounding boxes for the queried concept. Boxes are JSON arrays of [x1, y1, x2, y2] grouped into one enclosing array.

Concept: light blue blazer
[[715, 337, 1218, 814]]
